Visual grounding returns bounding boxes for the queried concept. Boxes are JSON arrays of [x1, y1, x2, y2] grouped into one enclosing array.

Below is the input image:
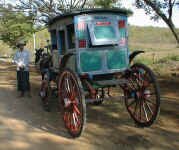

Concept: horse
[[35, 48, 44, 64]]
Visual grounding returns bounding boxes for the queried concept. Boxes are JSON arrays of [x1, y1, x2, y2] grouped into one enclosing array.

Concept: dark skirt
[[17, 71, 30, 92]]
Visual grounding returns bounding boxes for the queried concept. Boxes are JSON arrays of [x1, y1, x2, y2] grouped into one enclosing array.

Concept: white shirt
[[13, 49, 30, 71]]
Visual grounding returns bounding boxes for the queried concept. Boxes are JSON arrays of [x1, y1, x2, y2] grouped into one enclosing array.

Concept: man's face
[[19, 45, 24, 51]]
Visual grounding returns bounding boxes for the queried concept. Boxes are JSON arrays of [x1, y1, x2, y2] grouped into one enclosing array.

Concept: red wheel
[[125, 63, 160, 127], [58, 68, 86, 137]]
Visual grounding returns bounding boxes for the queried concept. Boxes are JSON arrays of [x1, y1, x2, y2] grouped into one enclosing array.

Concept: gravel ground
[[0, 61, 178, 150]]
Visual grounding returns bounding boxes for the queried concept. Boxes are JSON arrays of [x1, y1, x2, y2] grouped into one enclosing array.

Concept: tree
[[0, 5, 35, 47], [93, 0, 119, 8], [135, 0, 179, 44], [16, 0, 88, 23]]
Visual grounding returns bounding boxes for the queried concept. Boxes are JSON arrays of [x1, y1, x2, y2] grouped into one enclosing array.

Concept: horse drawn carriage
[[38, 8, 160, 137]]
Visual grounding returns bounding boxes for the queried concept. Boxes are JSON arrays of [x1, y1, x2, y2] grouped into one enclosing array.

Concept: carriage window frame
[[50, 29, 57, 50], [94, 25, 117, 40], [58, 30, 66, 55], [88, 20, 119, 46], [67, 24, 75, 49]]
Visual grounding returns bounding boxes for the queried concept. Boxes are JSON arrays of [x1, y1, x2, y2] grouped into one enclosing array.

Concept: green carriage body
[[48, 9, 131, 82]]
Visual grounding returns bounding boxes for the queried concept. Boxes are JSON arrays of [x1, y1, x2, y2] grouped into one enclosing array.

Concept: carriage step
[[86, 98, 103, 104], [95, 79, 128, 86], [86, 96, 124, 104]]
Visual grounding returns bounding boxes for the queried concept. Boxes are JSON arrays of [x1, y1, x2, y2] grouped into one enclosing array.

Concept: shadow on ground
[[0, 61, 178, 150]]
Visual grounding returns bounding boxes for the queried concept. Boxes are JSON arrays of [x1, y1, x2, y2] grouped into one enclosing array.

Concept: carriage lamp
[[79, 40, 86, 48], [77, 21, 87, 48], [118, 20, 126, 28]]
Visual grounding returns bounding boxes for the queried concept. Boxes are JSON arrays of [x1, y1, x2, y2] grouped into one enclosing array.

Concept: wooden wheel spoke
[[128, 99, 136, 108], [64, 112, 71, 128], [69, 112, 80, 132], [62, 81, 70, 99], [133, 101, 138, 117], [65, 77, 71, 93], [139, 101, 142, 120], [137, 71, 144, 87], [145, 101, 154, 115], [74, 104, 81, 115], [62, 88, 69, 98], [72, 113, 78, 129], [68, 74, 75, 93], [138, 69, 152, 88], [69, 113, 74, 129], [63, 75, 77, 101], [144, 92, 155, 96], [74, 111, 81, 126], [70, 85, 77, 100], [146, 98, 156, 106], [142, 102, 149, 121]]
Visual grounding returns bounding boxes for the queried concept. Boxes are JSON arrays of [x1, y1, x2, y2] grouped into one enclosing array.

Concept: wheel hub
[[143, 89, 151, 99], [64, 98, 71, 107], [136, 89, 151, 100]]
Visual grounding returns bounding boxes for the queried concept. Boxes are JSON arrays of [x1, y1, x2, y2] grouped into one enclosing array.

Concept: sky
[[120, 0, 179, 28], [4, 0, 179, 28]]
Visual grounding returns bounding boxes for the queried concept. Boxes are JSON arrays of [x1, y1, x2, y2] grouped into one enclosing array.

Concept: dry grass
[[1, 26, 179, 77]]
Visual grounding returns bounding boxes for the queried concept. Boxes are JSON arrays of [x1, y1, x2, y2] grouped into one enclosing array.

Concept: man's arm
[[13, 51, 18, 64]]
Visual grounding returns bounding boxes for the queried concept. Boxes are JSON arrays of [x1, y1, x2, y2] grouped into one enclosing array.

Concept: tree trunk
[[167, 22, 179, 45], [143, 0, 179, 45]]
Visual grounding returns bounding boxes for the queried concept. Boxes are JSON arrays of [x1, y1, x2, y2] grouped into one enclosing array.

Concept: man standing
[[13, 40, 31, 97]]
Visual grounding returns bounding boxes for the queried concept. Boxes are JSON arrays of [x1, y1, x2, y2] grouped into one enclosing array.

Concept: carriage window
[[94, 23, 117, 40], [58, 30, 66, 54], [88, 21, 119, 46], [50, 30, 57, 50], [67, 24, 75, 49]]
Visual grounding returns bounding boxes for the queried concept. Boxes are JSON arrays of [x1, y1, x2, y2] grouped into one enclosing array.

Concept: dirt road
[[0, 61, 178, 150]]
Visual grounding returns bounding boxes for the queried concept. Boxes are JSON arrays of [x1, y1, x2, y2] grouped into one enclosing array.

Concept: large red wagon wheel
[[58, 68, 86, 137], [125, 63, 160, 127]]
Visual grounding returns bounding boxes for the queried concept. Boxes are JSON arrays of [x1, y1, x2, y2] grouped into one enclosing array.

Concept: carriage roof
[[48, 8, 132, 25]]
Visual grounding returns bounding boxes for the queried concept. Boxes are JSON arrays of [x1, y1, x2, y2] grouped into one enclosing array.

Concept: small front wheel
[[124, 63, 160, 127], [58, 68, 86, 137]]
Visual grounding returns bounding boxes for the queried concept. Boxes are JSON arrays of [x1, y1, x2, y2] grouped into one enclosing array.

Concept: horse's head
[[35, 48, 44, 64]]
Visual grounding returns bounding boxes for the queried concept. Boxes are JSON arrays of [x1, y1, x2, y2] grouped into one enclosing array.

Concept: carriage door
[[58, 30, 66, 55]]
